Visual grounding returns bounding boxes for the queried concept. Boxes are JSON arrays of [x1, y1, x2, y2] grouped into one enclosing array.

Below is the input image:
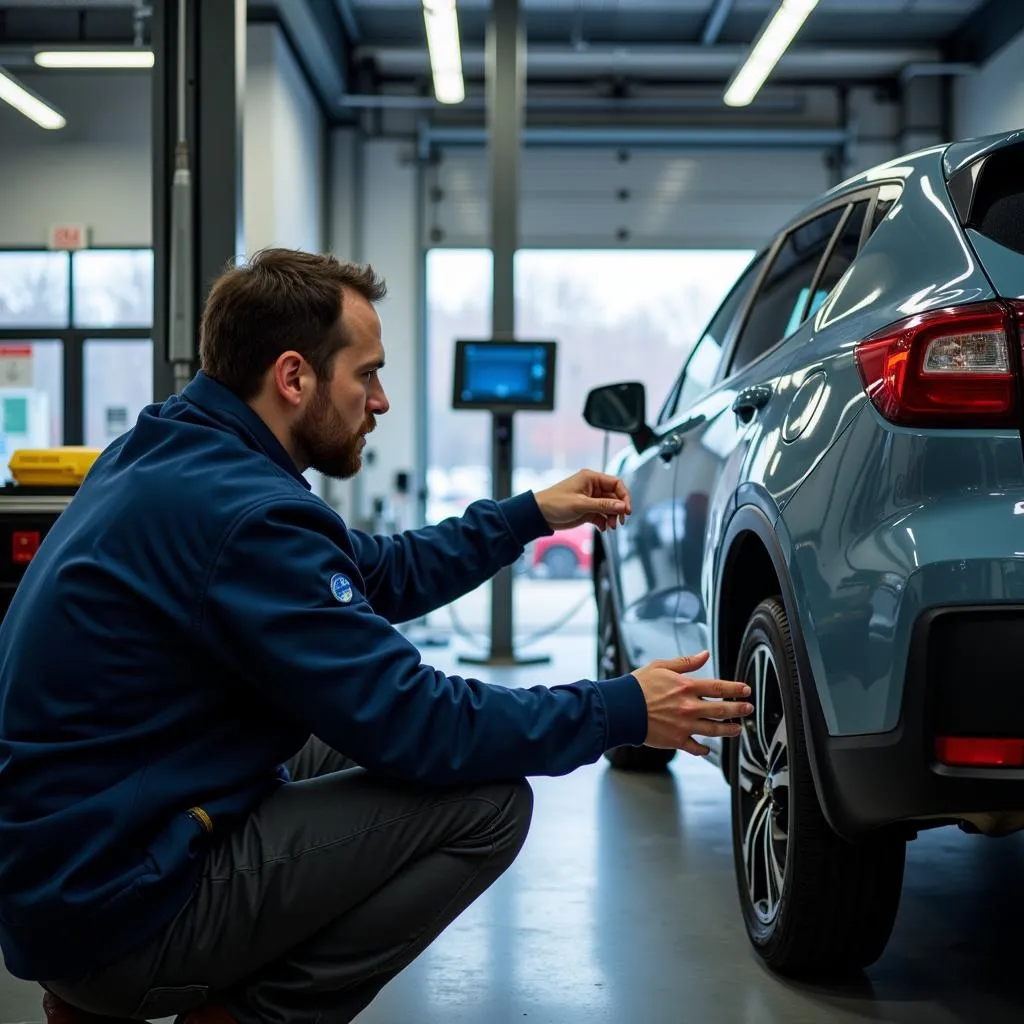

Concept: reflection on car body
[[583, 131, 1024, 977]]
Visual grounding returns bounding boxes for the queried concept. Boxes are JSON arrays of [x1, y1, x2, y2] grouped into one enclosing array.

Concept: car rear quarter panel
[[717, 148, 1024, 738]]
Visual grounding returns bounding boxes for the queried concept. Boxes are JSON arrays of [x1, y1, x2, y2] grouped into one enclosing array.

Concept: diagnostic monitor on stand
[[452, 340, 557, 413], [451, 340, 558, 667]]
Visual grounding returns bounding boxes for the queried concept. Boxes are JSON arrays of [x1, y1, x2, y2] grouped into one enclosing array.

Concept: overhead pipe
[[334, 0, 361, 43], [356, 43, 941, 79], [701, 0, 735, 46], [899, 62, 976, 86], [419, 123, 853, 150], [339, 91, 806, 114]]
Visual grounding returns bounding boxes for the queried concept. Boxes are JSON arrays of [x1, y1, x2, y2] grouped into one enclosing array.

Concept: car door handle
[[658, 433, 684, 463], [657, 414, 706, 463], [732, 385, 773, 423]]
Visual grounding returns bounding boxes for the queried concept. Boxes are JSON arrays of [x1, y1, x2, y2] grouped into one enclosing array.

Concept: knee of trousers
[[479, 777, 534, 862]]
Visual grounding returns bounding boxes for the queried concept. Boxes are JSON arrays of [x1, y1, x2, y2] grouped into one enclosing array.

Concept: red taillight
[[936, 736, 1024, 767], [11, 530, 40, 565], [855, 301, 1024, 427]]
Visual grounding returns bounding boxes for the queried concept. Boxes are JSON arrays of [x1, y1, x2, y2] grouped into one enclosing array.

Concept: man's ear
[[272, 351, 308, 408]]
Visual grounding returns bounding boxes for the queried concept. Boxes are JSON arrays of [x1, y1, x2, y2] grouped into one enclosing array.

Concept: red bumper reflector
[[11, 530, 40, 565], [936, 737, 1024, 767]]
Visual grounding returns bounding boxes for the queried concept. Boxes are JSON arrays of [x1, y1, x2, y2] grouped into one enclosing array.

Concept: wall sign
[[49, 224, 89, 250], [0, 345, 33, 389]]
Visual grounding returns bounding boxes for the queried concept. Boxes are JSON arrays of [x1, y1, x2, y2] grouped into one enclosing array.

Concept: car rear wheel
[[596, 562, 676, 772], [730, 597, 906, 975]]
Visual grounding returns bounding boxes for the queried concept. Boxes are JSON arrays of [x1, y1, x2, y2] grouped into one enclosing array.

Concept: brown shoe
[[41, 992, 130, 1023]]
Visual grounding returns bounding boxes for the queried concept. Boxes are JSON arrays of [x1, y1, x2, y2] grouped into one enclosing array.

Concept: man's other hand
[[534, 469, 632, 533], [632, 651, 753, 757]]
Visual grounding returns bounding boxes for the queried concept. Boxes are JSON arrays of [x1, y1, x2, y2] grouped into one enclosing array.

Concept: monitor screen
[[452, 340, 557, 411]]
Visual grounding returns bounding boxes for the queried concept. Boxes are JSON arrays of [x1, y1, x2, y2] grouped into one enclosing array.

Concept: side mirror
[[583, 381, 646, 433], [583, 381, 654, 453]]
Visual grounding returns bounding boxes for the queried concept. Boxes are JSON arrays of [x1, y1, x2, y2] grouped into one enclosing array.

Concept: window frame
[[0, 246, 153, 445], [717, 184, 896, 382]]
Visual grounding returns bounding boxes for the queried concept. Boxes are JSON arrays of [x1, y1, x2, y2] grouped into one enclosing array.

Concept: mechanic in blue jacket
[[0, 248, 753, 1024]]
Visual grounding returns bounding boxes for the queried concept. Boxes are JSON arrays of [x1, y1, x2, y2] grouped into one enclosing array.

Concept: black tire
[[730, 597, 906, 976], [596, 562, 676, 772], [543, 545, 579, 580]]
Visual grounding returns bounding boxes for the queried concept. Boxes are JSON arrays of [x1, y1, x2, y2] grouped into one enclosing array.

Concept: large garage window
[[425, 246, 754, 642], [0, 249, 153, 476]]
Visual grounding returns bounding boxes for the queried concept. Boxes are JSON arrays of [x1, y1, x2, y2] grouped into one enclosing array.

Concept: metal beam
[[487, 0, 526, 664], [421, 124, 853, 150], [152, 0, 245, 402], [460, 0, 547, 668], [249, 0, 348, 118], [946, 0, 1024, 65], [701, 0, 734, 46], [333, 0, 361, 44]]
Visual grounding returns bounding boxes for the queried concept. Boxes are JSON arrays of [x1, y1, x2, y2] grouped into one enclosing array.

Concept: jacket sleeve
[[199, 497, 647, 784], [346, 492, 553, 623]]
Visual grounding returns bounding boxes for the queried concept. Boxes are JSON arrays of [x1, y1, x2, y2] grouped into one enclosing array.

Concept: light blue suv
[[584, 130, 1024, 977]]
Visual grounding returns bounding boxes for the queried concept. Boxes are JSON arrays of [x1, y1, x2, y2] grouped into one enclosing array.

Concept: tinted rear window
[[969, 149, 1024, 255]]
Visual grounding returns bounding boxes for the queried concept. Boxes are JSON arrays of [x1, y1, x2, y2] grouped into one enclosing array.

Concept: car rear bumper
[[808, 603, 1024, 838]]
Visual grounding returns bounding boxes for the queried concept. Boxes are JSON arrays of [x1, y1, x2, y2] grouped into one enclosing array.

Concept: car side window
[[659, 253, 764, 423], [726, 206, 844, 375], [804, 200, 870, 321], [867, 182, 902, 237]]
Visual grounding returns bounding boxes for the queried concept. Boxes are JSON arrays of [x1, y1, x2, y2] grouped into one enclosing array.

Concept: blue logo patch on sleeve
[[330, 573, 354, 604]]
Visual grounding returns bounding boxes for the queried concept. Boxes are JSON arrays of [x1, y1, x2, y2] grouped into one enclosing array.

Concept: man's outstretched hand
[[633, 651, 753, 757], [534, 469, 632, 533]]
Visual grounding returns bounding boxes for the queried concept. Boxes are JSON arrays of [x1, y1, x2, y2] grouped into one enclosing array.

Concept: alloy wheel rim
[[597, 577, 619, 679], [737, 642, 790, 926]]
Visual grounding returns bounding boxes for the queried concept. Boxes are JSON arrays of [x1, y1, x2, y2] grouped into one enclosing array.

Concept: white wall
[[0, 70, 152, 246], [0, 24, 326, 255], [955, 33, 1024, 139], [345, 138, 421, 527], [244, 23, 326, 254]]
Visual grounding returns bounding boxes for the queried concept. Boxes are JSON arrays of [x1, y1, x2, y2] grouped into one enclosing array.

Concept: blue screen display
[[460, 344, 551, 405]]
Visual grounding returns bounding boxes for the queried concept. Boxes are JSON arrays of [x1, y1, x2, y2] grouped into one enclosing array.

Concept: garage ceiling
[[0, 0, 1017, 122]]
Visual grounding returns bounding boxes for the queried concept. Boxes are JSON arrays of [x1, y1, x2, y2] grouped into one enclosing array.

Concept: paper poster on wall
[[0, 345, 33, 389], [0, 388, 51, 485]]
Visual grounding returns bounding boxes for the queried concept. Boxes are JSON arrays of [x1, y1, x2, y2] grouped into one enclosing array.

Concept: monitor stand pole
[[459, 413, 551, 668]]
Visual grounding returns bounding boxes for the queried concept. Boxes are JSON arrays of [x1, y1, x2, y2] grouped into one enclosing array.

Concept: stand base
[[458, 651, 552, 667]]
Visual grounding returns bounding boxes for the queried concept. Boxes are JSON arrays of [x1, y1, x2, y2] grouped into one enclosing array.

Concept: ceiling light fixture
[[0, 67, 65, 129], [35, 50, 155, 69], [422, 0, 465, 104], [724, 0, 819, 107]]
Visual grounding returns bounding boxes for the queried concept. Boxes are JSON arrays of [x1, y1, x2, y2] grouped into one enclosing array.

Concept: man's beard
[[293, 382, 374, 480]]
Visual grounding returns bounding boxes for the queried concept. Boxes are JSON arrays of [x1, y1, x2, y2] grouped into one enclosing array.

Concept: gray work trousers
[[43, 737, 534, 1023]]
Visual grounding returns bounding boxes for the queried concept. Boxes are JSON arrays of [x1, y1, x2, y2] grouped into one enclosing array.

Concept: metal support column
[[461, 0, 549, 668], [152, 0, 245, 403]]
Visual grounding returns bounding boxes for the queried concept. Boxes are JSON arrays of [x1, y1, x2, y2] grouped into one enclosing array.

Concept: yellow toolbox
[[8, 447, 101, 487]]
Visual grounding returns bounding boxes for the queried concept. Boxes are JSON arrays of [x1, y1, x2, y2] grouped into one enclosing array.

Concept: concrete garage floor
[[2, 634, 1023, 1023]]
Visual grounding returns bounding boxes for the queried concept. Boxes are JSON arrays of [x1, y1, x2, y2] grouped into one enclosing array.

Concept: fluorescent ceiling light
[[422, 0, 465, 104], [0, 67, 65, 129], [35, 50, 155, 69], [724, 0, 819, 107]]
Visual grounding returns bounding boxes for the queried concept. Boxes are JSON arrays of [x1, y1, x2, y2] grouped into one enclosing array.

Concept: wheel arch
[[715, 504, 841, 834]]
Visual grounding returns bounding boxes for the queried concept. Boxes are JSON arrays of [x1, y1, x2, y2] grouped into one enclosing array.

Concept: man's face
[[292, 289, 389, 479]]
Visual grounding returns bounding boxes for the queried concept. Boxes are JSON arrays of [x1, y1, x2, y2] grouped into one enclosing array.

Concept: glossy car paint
[[597, 134, 1024, 762]]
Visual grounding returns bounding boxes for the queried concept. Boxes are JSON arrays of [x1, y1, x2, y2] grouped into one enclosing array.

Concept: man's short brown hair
[[199, 248, 387, 400]]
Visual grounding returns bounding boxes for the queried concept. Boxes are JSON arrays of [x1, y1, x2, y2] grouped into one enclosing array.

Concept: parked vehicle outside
[[529, 523, 593, 579], [584, 130, 1024, 976]]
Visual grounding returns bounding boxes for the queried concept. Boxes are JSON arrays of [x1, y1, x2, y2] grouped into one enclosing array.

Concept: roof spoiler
[[945, 130, 1024, 225]]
